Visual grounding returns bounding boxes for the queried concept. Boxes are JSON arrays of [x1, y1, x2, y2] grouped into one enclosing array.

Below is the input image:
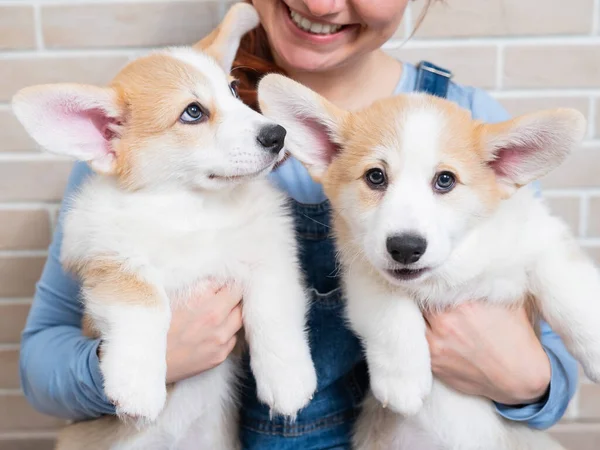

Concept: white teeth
[[310, 22, 323, 33], [289, 9, 343, 35]]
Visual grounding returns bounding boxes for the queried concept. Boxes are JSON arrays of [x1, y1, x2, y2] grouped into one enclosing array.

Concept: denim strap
[[415, 61, 453, 98]]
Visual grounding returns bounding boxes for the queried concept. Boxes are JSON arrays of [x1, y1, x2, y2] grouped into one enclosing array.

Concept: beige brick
[[393, 16, 408, 39], [415, 0, 594, 38], [579, 384, 600, 419], [504, 45, 600, 89], [0, 257, 46, 298], [0, 161, 73, 202], [594, 99, 600, 138], [541, 147, 600, 189], [0, 349, 19, 389], [0, 110, 38, 153], [43, 1, 230, 49], [0, 304, 30, 344], [0, 394, 64, 432], [0, 6, 35, 50], [0, 211, 51, 251], [0, 438, 55, 450], [498, 97, 589, 122], [544, 197, 580, 234], [388, 46, 497, 89], [550, 423, 600, 450], [0, 56, 129, 103], [588, 197, 600, 236]]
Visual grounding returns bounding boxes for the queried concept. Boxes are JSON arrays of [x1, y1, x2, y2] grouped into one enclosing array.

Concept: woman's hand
[[166, 283, 243, 384], [425, 302, 551, 405]]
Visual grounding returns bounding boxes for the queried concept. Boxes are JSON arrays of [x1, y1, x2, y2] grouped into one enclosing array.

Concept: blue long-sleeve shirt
[[20, 62, 578, 429]]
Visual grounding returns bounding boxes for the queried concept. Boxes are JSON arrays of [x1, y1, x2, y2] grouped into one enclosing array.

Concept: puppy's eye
[[229, 80, 240, 99], [180, 103, 206, 124], [434, 171, 456, 193], [365, 168, 387, 189]]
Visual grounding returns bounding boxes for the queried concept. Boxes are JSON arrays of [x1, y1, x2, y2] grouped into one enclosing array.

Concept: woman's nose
[[301, 0, 344, 17]]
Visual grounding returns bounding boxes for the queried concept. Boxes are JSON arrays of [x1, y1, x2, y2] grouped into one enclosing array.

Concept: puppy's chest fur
[[397, 190, 571, 311], [61, 175, 291, 300]]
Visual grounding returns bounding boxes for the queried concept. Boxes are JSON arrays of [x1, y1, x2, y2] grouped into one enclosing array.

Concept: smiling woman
[[17, 1, 579, 450], [233, 0, 437, 110]]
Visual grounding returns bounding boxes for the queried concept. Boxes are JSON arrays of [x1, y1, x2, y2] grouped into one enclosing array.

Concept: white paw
[[101, 352, 167, 423], [253, 348, 317, 418], [370, 368, 432, 416]]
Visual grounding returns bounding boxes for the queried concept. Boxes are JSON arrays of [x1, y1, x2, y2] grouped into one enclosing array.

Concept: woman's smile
[[277, 0, 359, 49], [281, 0, 360, 45]]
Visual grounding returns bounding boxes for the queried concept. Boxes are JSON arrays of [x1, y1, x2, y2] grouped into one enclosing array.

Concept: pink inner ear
[[489, 145, 527, 178], [302, 116, 341, 164], [489, 143, 547, 184], [50, 98, 117, 158], [89, 108, 119, 141]]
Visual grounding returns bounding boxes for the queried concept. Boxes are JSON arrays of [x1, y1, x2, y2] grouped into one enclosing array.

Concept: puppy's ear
[[12, 83, 123, 174], [480, 108, 586, 196], [193, 2, 259, 72], [258, 74, 347, 181]]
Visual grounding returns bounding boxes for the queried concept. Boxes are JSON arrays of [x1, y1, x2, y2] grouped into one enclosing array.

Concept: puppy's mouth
[[386, 267, 430, 282], [208, 165, 271, 182]]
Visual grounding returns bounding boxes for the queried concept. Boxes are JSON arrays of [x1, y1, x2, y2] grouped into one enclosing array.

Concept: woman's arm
[[495, 321, 578, 429], [20, 162, 116, 420], [425, 303, 577, 429]]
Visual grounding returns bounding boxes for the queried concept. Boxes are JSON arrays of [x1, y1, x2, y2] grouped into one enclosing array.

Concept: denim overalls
[[239, 62, 453, 450]]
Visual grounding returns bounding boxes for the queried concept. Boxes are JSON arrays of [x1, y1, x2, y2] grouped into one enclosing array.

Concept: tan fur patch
[[105, 53, 217, 190], [74, 258, 160, 307], [435, 99, 504, 212], [81, 313, 99, 339], [323, 98, 401, 207]]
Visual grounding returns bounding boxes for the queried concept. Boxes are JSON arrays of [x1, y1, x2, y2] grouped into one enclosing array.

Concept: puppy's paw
[[254, 349, 317, 418], [101, 353, 167, 423], [370, 368, 432, 416]]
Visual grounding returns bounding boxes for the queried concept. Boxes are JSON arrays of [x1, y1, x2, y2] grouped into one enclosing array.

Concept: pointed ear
[[258, 74, 347, 181], [481, 108, 586, 195], [12, 84, 123, 174], [193, 2, 259, 73]]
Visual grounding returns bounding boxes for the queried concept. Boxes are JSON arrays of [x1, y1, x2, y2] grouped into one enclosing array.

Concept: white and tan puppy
[[12, 5, 316, 450], [258, 73, 600, 450]]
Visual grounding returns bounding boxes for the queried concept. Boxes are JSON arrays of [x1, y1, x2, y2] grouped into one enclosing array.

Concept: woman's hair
[[231, 0, 440, 111]]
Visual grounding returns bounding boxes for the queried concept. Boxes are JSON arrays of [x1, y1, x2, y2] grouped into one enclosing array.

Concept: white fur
[[348, 187, 600, 450], [58, 146, 316, 448], [257, 73, 596, 450]]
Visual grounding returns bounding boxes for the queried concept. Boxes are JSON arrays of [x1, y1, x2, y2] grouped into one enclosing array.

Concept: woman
[[21, 0, 577, 448]]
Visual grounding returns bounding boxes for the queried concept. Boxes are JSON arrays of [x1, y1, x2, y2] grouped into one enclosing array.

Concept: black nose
[[386, 234, 427, 265], [257, 124, 286, 154]]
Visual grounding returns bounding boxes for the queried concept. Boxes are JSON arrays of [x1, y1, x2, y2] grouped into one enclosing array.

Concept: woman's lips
[[280, 1, 359, 45]]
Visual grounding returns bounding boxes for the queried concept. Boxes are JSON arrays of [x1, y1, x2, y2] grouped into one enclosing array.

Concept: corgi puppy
[[12, 5, 316, 450], [258, 73, 600, 450]]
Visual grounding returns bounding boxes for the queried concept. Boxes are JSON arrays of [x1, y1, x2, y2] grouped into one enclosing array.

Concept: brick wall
[[0, 0, 598, 448]]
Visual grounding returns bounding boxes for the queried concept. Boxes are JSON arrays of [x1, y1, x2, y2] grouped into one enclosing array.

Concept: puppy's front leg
[[79, 260, 170, 423], [243, 253, 317, 419], [345, 265, 432, 416], [530, 237, 600, 382]]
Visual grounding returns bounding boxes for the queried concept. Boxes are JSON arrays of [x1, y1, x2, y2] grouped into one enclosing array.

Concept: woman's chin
[[272, 43, 351, 73]]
